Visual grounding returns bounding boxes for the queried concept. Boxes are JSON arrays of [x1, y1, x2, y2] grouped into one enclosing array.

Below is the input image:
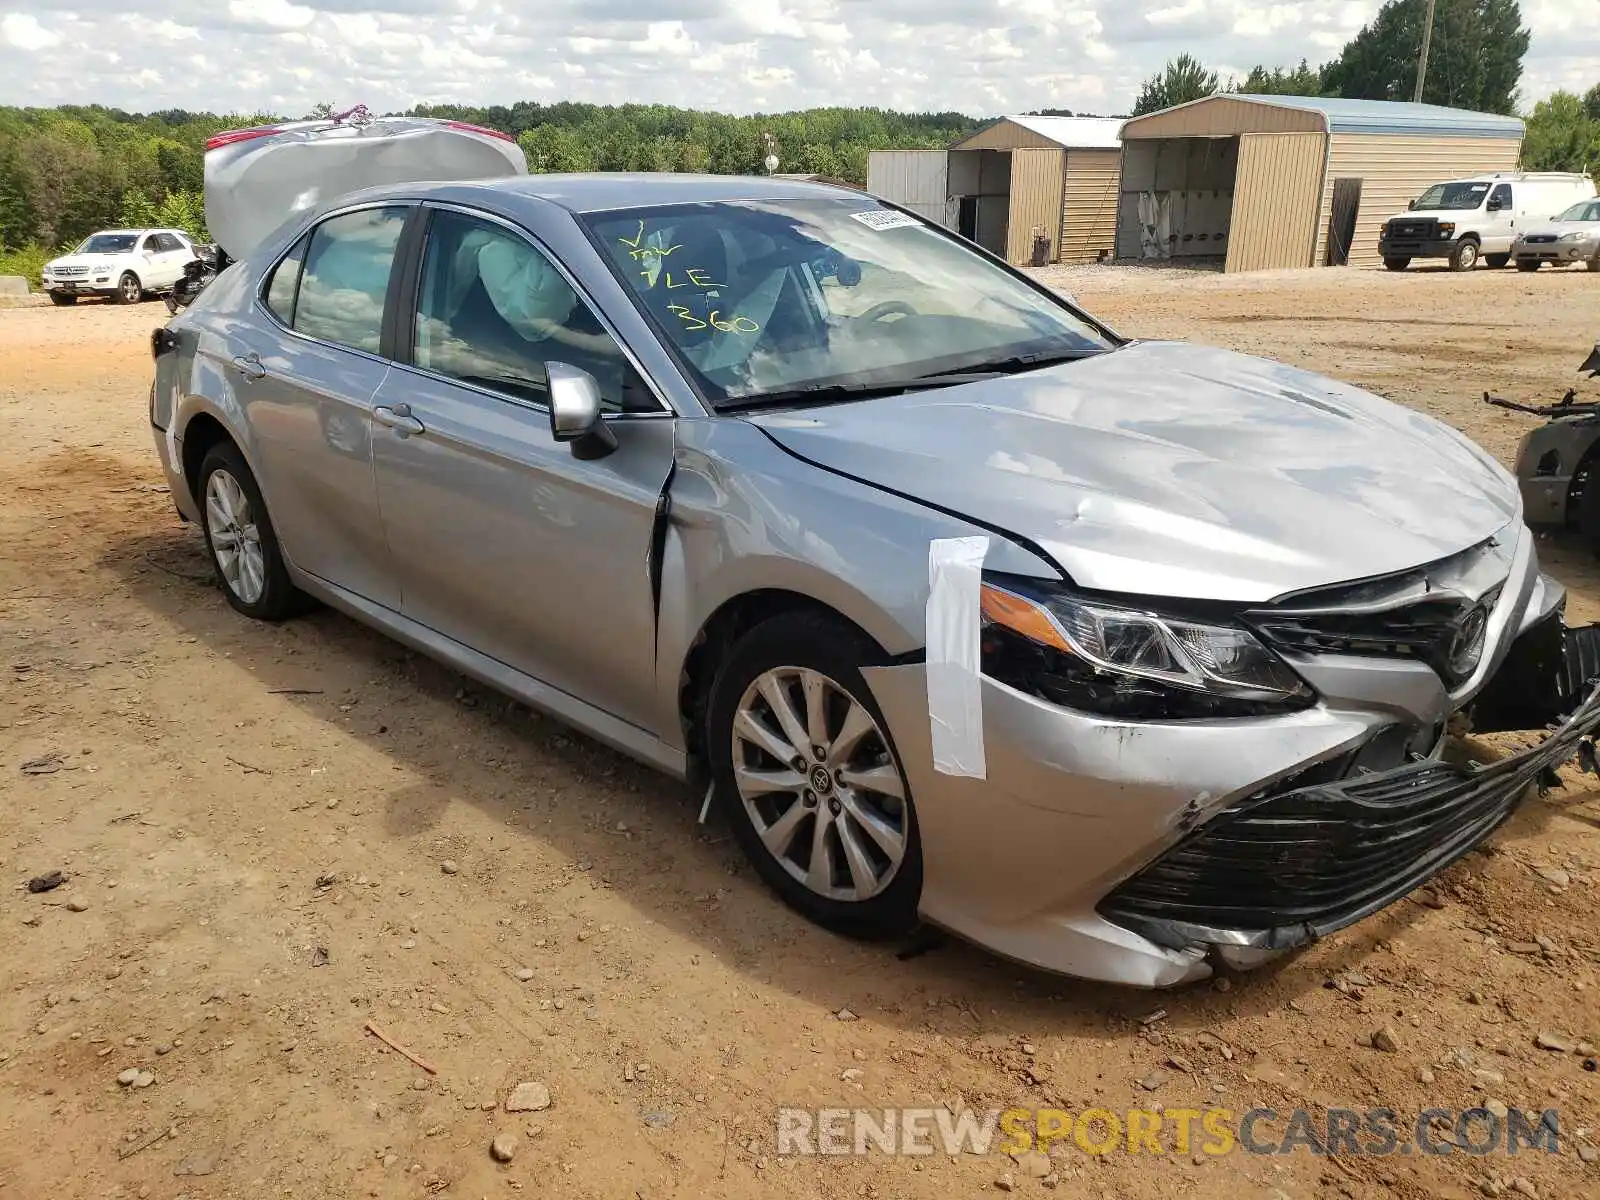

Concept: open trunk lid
[[204, 109, 528, 261]]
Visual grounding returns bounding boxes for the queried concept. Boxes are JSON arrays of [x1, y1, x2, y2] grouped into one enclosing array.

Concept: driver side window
[[1490, 184, 1512, 210], [413, 209, 658, 414]]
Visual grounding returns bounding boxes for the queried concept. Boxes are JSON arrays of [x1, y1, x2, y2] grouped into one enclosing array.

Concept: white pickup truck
[[40, 228, 199, 305]]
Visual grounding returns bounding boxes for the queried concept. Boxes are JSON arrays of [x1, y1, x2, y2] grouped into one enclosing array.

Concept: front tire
[[1383, 257, 1410, 271], [197, 442, 309, 621], [1587, 254, 1600, 274], [1485, 253, 1510, 269], [1448, 239, 1480, 272], [1517, 259, 1542, 273], [48, 293, 77, 306], [116, 272, 143, 304], [707, 613, 921, 939]]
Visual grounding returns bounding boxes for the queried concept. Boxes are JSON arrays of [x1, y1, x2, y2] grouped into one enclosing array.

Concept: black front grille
[[1385, 219, 1437, 240], [1101, 682, 1600, 950], [1248, 585, 1501, 688], [1523, 235, 1558, 245]]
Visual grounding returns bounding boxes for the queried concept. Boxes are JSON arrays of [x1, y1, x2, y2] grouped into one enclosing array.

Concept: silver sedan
[[1513, 198, 1600, 271], [149, 159, 1600, 988]]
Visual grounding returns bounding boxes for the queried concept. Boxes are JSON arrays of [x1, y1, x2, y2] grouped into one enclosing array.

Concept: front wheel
[[1587, 254, 1600, 274], [1517, 260, 1542, 272], [1485, 253, 1510, 270], [707, 613, 921, 939], [48, 292, 77, 306], [197, 442, 310, 621], [116, 272, 143, 304], [1448, 240, 1480, 272]]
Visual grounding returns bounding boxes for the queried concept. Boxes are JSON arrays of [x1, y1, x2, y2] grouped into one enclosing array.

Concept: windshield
[[583, 198, 1114, 407], [1556, 200, 1600, 222], [1413, 182, 1490, 211], [74, 233, 140, 255]]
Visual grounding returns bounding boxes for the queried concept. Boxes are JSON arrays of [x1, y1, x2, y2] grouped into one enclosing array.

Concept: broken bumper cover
[[1100, 676, 1600, 956]]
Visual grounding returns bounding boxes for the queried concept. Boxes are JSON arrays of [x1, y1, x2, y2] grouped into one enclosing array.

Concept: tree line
[[0, 103, 980, 275]]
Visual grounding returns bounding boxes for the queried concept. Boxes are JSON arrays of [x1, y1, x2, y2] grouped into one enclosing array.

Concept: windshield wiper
[[919, 348, 1102, 379], [717, 372, 1002, 413]]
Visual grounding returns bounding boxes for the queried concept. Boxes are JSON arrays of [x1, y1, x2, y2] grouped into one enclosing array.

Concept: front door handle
[[374, 404, 425, 437], [232, 353, 266, 382]]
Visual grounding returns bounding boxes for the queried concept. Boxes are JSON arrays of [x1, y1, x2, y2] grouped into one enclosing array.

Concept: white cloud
[[1, 12, 60, 50], [0, 0, 1582, 117]]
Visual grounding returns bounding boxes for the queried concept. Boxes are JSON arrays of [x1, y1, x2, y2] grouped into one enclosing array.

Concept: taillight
[[205, 126, 280, 152], [443, 120, 518, 144]]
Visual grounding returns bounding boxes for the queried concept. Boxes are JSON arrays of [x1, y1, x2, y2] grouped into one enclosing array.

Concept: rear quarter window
[[263, 234, 309, 325]]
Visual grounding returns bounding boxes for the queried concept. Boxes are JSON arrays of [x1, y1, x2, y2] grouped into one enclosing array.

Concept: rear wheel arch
[[179, 411, 235, 509]]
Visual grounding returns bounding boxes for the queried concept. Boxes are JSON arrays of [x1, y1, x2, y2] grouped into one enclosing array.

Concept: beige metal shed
[[1115, 95, 1525, 272], [867, 115, 1123, 266]]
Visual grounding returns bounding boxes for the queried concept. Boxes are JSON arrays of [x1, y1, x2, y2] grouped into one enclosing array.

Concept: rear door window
[[292, 206, 409, 354], [263, 234, 310, 325]]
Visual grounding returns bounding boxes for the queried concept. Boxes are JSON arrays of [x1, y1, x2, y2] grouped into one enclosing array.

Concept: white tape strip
[[927, 535, 989, 778]]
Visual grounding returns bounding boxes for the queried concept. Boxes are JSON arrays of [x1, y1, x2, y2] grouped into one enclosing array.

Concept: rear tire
[[1448, 239, 1480, 272], [197, 441, 311, 621], [1383, 257, 1410, 271], [48, 293, 77, 306], [1485, 253, 1510, 269], [706, 612, 921, 940], [116, 272, 143, 304], [1517, 260, 1542, 273]]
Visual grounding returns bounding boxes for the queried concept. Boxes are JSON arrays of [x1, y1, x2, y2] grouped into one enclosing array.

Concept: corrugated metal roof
[[1229, 95, 1524, 138], [971, 115, 1124, 149]]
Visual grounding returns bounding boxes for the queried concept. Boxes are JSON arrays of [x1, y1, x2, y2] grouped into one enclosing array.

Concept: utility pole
[[1413, 0, 1437, 103]]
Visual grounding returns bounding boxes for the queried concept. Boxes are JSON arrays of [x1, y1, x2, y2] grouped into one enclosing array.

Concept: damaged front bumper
[[862, 550, 1600, 989], [1100, 668, 1600, 958]]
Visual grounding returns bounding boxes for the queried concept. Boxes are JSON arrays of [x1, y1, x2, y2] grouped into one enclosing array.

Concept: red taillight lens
[[205, 127, 280, 152], [443, 120, 518, 144]]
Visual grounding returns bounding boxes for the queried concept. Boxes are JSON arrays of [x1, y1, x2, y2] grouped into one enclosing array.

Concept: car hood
[[1519, 220, 1599, 238], [748, 340, 1520, 603], [45, 254, 116, 269]]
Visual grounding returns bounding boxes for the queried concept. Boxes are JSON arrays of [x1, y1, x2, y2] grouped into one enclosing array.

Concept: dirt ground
[[3, 264, 1600, 1200]]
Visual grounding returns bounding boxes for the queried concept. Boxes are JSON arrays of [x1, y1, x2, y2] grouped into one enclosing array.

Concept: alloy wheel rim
[[731, 665, 908, 902], [205, 469, 266, 605], [122, 276, 140, 303]]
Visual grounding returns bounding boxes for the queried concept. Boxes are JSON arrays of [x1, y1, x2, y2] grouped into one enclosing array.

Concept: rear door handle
[[232, 353, 266, 381], [374, 403, 425, 437]]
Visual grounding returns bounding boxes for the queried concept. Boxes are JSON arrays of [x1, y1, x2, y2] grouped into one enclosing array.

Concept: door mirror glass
[[547, 361, 617, 458], [1486, 197, 1503, 212]]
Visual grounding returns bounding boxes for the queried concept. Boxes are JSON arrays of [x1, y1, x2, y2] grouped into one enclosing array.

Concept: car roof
[[338, 172, 871, 215], [87, 228, 187, 236]]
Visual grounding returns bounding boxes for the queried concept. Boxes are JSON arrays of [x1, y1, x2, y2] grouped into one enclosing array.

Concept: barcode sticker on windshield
[[850, 209, 921, 231]]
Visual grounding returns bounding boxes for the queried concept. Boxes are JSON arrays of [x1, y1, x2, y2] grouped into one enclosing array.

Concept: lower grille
[[1100, 680, 1600, 950]]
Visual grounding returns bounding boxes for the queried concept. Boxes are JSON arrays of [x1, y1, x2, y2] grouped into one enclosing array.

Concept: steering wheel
[[859, 300, 917, 323]]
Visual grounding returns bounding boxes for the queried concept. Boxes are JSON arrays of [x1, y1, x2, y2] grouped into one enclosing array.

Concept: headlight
[[978, 576, 1314, 719], [1437, 223, 1456, 237], [1559, 231, 1595, 243]]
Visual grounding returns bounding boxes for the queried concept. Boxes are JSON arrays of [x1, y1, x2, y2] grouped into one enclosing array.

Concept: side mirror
[[546, 361, 617, 459], [1407, 199, 1417, 210], [1486, 197, 1503, 212]]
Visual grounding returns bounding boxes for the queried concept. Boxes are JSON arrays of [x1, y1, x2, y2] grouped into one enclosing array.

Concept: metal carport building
[[867, 116, 1124, 267], [1114, 95, 1525, 272]]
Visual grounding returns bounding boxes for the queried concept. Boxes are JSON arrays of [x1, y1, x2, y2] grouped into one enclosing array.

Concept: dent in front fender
[[649, 417, 1060, 749]]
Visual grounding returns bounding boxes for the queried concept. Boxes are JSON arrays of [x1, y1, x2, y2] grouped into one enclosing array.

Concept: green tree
[[1585, 84, 1600, 123], [1521, 91, 1599, 173], [1237, 60, 1324, 96], [1131, 54, 1220, 117], [1320, 0, 1529, 114]]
